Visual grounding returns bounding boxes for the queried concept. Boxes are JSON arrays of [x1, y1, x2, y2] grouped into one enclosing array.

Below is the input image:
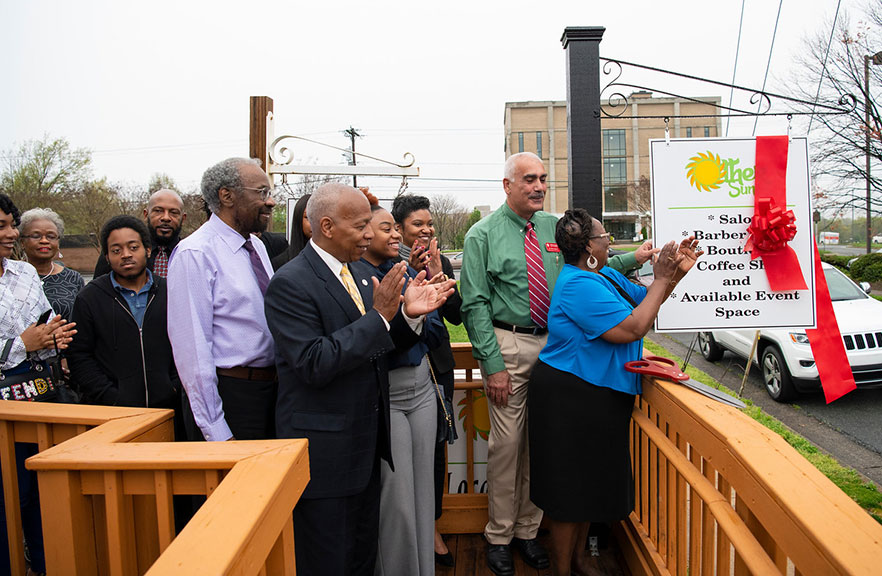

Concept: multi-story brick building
[[504, 93, 722, 241]]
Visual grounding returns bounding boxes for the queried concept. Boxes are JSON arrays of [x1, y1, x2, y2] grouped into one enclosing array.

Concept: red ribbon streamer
[[806, 242, 857, 403], [745, 136, 807, 291]]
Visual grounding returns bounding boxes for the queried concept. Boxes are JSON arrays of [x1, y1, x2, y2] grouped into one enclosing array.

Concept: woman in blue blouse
[[528, 209, 700, 576]]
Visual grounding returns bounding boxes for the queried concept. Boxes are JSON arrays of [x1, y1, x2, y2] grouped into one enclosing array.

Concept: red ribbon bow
[[745, 197, 798, 253], [744, 136, 807, 292]]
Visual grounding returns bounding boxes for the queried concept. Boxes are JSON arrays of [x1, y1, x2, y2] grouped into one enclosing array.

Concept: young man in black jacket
[[69, 215, 180, 411]]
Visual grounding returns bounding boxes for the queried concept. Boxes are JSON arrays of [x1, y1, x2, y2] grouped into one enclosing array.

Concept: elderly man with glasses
[[167, 157, 278, 442]]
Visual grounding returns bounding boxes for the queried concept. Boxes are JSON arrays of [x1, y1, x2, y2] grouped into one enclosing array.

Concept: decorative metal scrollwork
[[598, 57, 856, 120], [269, 134, 415, 168]]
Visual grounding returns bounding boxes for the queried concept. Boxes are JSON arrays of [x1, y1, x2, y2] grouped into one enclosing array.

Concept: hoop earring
[[587, 254, 598, 269]]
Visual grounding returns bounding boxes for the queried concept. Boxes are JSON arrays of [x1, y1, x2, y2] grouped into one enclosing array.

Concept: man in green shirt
[[461, 152, 654, 576]]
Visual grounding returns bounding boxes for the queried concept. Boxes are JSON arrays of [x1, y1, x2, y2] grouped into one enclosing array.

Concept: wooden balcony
[[0, 342, 879, 574]]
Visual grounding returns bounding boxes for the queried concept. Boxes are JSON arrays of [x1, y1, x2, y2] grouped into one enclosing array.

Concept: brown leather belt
[[216, 366, 277, 381]]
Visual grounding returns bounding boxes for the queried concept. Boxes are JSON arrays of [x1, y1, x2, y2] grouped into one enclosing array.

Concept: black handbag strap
[[0, 339, 13, 365], [598, 270, 639, 309]]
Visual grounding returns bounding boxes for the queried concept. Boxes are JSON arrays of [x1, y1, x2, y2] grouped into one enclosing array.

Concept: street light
[[864, 50, 882, 253]]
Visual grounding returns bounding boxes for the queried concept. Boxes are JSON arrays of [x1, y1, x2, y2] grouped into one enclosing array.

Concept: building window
[[536, 131, 542, 159], [602, 129, 628, 212], [704, 126, 710, 137], [686, 127, 693, 138], [518, 132, 524, 153]]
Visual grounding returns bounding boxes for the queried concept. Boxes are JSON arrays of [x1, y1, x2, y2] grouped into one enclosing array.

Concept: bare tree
[[63, 179, 125, 247], [788, 3, 882, 238], [428, 193, 468, 250], [627, 176, 652, 239]]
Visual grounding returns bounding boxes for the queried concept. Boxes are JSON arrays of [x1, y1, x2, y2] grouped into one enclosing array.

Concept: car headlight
[[789, 332, 810, 344]]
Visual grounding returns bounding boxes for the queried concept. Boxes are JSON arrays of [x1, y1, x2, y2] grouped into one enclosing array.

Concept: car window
[[824, 266, 868, 301]]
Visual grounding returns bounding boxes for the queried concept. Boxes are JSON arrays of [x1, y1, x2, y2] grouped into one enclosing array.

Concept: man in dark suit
[[94, 188, 186, 278], [264, 183, 455, 576]]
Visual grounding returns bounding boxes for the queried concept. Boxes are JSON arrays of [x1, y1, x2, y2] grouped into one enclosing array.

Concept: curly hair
[[19, 207, 66, 238], [360, 187, 379, 207], [0, 193, 21, 226], [100, 215, 151, 255], [390, 194, 430, 224], [555, 208, 597, 264], [201, 158, 261, 214]]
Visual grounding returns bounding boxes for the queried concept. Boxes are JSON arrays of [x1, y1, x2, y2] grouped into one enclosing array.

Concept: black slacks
[[182, 374, 277, 441], [293, 456, 381, 576]]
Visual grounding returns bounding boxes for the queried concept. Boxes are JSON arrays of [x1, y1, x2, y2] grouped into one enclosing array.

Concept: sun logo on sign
[[685, 151, 725, 192]]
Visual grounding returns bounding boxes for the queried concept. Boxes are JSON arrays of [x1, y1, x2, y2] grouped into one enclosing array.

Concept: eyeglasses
[[239, 186, 275, 201], [22, 233, 59, 242], [588, 232, 611, 240]]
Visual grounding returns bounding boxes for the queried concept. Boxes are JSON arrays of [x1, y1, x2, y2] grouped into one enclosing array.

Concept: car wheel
[[761, 346, 796, 402], [698, 332, 724, 361]]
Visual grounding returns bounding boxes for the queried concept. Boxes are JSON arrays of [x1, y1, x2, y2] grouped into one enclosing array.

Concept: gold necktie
[[340, 264, 366, 315]]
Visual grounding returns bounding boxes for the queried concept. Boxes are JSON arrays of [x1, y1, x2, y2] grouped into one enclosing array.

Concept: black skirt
[[528, 360, 635, 522]]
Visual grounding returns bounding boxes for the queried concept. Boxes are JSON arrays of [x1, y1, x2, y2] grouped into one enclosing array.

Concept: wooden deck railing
[[440, 344, 882, 574], [3, 343, 881, 575], [437, 343, 488, 534], [1, 401, 308, 575], [621, 378, 882, 576]]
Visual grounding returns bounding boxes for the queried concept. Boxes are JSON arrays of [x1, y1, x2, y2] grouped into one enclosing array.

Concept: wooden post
[[249, 95, 274, 231], [0, 421, 26, 576], [249, 96, 273, 167], [561, 27, 605, 216]]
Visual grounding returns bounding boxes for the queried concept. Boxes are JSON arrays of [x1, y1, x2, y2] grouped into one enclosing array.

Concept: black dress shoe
[[512, 537, 550, 569], [435, 551, 455, 567], [486, 543, 515, 576]]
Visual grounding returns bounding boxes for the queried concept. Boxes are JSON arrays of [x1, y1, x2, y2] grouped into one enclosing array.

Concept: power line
[[753, 0, 784, 136], [726, 0, 746, 137], [807, 0, 843, 136]]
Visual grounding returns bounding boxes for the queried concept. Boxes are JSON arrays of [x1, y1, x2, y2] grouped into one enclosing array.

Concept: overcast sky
[[0, 0, 862, 211]]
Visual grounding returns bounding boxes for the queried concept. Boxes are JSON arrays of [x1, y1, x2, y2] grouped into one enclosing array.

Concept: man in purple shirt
[[167, 157, 277, 441]]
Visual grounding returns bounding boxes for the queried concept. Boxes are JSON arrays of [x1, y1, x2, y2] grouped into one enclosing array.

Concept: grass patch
[[645, 338, 882, 523], [446, 320, 469, 343]]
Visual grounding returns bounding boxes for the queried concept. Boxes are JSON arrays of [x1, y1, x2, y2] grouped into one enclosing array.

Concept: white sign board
[[650, 137, 816, 332]]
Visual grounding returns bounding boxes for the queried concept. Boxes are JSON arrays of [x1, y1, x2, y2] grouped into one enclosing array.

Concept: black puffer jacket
[[68, 274, 179, 408]]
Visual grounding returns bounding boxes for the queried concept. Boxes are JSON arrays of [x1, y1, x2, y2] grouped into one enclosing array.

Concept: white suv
[[698, 263, 882, 401]]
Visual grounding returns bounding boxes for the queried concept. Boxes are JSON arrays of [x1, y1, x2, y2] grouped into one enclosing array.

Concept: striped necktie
[[524, 221, 550, 328], [340, 264, 366, 315]]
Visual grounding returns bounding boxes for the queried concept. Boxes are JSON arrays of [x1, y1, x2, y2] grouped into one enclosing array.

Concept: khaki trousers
[[480, 327, 547, 545]]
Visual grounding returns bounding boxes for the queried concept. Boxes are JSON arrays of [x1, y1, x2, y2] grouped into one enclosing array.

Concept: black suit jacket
[[265, 243, 419, 499]]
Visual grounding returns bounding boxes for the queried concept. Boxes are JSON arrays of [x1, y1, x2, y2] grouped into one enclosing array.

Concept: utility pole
[[343, 126, 362, 187]]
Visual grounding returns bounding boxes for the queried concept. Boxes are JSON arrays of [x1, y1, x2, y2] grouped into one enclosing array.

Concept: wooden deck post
[[38, 470, 98, 575]]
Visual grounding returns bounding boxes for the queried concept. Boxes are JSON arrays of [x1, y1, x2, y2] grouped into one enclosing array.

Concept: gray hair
[[201, 157, 261, 214], [504, 152, 542, 181], [19, 207, 65, 237], [307, 182, 358, 228]]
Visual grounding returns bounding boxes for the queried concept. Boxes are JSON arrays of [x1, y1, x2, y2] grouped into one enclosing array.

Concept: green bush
[[850, 253, 882, 282], [820, 252, 853, 272]]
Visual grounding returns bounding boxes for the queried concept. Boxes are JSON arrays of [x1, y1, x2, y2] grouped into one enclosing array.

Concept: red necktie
[[525, 221, 550, 328], [152, 247, 168, 278]]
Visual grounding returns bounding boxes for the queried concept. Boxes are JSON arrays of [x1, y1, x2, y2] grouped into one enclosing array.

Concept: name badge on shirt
[[545, 243, 560, 253]]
